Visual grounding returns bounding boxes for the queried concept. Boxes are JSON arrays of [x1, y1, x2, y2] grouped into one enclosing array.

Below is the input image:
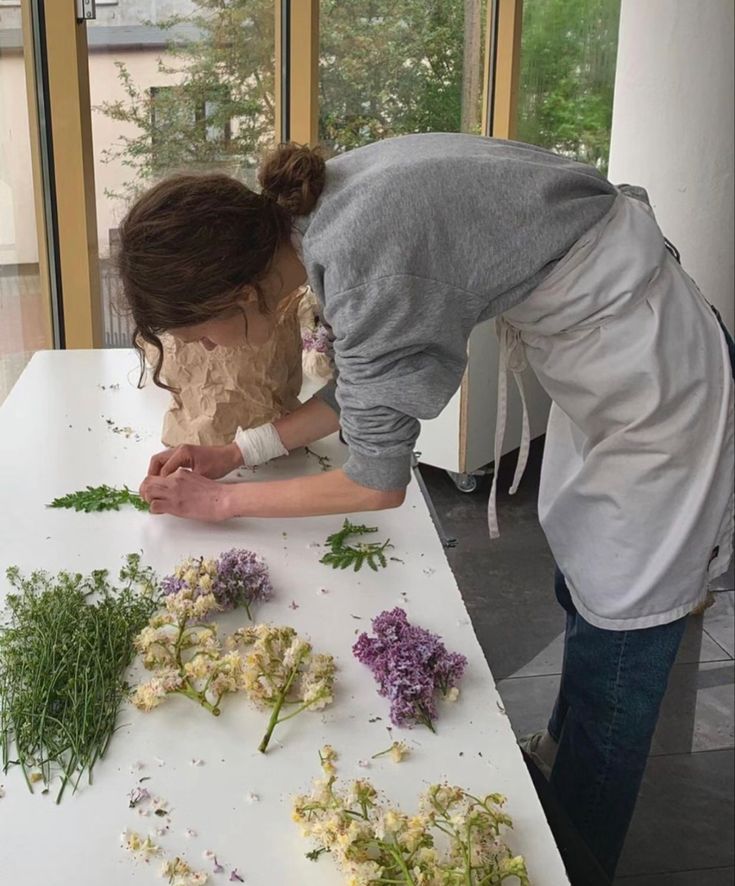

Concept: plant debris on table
[[104, 417, 143, 441], [319, 519, 391, 572], [0, 555, 159, 802], [49, 484, 149, 513], [304, 446, 332, 472]]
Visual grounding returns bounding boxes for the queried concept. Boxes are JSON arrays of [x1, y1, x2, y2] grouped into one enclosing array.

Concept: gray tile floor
[[421, 444, 734, 886]]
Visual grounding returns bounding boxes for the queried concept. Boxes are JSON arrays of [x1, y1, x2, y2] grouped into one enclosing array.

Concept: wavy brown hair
[[117, 143, 326, 390]]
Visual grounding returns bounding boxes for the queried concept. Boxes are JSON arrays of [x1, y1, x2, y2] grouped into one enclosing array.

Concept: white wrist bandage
[[234, 423, 288, 467]]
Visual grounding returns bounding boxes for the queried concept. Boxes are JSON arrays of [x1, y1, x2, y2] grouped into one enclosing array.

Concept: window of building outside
[[149, 84, 232, 170], [87, 0, 275, 347], [0, 3, 53, 404]]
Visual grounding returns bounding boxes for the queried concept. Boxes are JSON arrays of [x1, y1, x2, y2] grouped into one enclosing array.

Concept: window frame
[[25, 0, 521, 348]]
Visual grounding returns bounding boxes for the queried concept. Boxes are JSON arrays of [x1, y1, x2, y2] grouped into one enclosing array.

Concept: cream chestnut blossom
[[132, 555, 335, 751], [293, 749, 530, 886]]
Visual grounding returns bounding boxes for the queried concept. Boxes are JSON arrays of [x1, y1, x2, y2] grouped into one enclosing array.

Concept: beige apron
[[492, 193, 734, 630]]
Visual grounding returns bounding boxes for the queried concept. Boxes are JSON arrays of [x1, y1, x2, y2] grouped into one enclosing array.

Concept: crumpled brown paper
[[142, 289, 304, 446]]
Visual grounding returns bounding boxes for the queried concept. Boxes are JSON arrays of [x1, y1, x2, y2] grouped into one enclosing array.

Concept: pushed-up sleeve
[[327, 274, 473, 491]]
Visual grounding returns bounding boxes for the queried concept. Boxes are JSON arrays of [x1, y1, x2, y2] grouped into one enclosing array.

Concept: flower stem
[[258, 663, 300, 753], [176, 686, 221, 716], [384, 839, 417, 886]]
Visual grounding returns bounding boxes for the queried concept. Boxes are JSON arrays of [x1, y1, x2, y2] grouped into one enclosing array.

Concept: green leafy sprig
[[49, 484, 149, 513], [304, 446, 332, 472], [319, 519, 391, 572], [0, 555, 159, 802]]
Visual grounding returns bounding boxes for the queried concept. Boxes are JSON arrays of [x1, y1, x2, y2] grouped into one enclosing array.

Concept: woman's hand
[[139, 467, 405, 522], [140, 469, 234, 521], [147, 442, 243, 479]]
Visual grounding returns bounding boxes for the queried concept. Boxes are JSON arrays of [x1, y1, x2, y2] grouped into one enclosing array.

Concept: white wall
[[0, 53, 39, 265], [609, 0, 734, 331]]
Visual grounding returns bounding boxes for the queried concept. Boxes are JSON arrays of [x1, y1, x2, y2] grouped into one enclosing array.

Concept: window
[[87, 0, 276, 347], [516, 0, 621, 173], [0, 12, 53, 401], [150, 85, 232, 172], [319, 0, 490, 154]]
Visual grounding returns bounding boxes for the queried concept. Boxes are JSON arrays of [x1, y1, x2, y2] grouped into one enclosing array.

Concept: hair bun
[[258, 143, 326, 216]]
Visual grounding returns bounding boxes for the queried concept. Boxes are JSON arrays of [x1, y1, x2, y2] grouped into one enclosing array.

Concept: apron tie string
[[488, 317, 531, 539]]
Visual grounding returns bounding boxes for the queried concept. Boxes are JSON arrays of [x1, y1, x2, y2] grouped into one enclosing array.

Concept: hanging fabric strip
[[487, 318, 531, 539]]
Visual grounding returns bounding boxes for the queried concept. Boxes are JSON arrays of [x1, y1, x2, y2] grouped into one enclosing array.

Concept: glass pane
[[0, 4, 53, 404], [319, 0, 489, 154], [516, 0, 621, 173], [87, 0, 276, 347]]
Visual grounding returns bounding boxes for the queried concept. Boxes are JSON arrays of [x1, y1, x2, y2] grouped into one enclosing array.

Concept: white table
[[0, 350, 568, 886]]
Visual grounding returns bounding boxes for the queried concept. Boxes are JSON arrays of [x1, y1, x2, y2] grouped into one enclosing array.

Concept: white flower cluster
[[132, 580, 336, 751], [131, 600, 229, 716], [292, 749, 529, 886], [229, 624, 336, 712]]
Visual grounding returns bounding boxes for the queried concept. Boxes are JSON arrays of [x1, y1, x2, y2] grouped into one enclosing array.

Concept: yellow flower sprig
[[131, 584, 235, 717], [292, 748, 530, 885], [229, 625, 336, 753], [132, 580, 335, 753]]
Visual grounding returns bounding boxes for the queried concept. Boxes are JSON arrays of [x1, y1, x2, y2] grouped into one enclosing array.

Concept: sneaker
[[518, 729, 559, 780]]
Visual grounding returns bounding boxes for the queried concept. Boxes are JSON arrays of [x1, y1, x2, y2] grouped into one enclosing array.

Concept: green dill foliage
[[49, 484, 149, 513], [0, 554, 159, 802], [320, 519, 391, 572]]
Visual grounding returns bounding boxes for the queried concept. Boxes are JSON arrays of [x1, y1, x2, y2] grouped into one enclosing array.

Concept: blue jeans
[[547, 569, 687, 878]]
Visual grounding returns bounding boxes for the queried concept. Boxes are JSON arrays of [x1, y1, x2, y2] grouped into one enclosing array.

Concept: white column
[[609, 0, 734, 331]]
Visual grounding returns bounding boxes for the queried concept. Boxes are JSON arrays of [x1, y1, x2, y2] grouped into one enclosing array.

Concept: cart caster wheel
[[447, 471, 478, 493]]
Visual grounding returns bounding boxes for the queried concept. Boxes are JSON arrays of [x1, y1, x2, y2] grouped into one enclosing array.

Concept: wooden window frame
[[30, 0, 520, 348], [275, 0, 318, 145], [18, 0, 58, 347], [22, 0, 102, 348]]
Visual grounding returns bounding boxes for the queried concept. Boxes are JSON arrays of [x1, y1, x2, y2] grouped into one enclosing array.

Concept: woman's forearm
[[273, 396, 340, 451], [222, 468, 405, 518]]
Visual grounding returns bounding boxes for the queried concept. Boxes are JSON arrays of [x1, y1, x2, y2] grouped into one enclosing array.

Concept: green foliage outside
[[96, 0, 620, 199], [517, 0, 621, 172], [319, 0, 476, 153]]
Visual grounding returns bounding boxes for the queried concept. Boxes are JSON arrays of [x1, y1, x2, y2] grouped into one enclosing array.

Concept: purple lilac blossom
[[301, 325, 331, 354], [213, 548, 273, 615], [353, 607, 467, 730], [161, 574, 186, 596], [161, 550, 273, 618]]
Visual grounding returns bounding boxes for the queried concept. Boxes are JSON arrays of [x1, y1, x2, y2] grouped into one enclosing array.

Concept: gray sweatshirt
[[294, 132, 617, 490]]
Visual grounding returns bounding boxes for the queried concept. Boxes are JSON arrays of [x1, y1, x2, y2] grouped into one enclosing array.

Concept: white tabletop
[[0, 350, 568, 886]]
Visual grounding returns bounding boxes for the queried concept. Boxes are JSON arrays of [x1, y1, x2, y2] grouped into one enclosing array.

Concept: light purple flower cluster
[[161, 549, 273, 620], [302, 324, 331, 354], [353, 608, 467, 731], [160, 573, 187, 597], [212, 548, 273, 618]]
